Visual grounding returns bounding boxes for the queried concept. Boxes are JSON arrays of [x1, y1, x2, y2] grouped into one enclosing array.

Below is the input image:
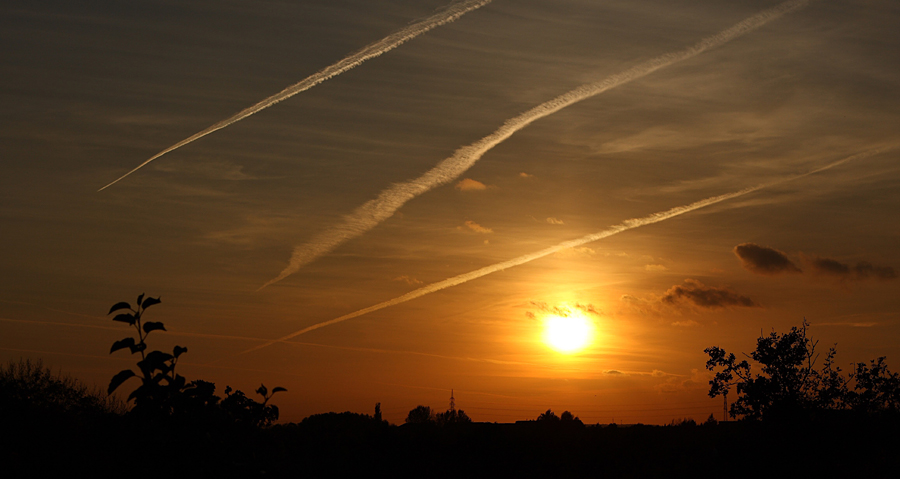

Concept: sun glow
[[543, 313, 594, 354]]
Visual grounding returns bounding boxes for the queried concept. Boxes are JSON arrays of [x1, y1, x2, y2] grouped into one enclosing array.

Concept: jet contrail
[[262, 0, 812, 289], [241, 147, 887, 355], [97, 0, 493, 192]]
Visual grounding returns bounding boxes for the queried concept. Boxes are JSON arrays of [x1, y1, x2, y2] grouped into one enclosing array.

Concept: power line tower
[[449, 389, 456, 413]]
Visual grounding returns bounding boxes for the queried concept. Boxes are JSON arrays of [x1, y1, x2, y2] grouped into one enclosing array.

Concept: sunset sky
[[2, 0, 898, 424]]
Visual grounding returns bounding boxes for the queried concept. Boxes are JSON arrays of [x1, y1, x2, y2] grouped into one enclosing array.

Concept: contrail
[[97, 0, 493, 192], [241, 147, 888, 355], [262, 0, 812, 288]]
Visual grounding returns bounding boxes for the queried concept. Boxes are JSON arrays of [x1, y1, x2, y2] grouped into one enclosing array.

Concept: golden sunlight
[[543, 312, 594, 354]]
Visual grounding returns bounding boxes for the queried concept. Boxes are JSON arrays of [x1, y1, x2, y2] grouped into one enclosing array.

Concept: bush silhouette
[[1, 358, 123, 416], [105, 293, 284, 426]]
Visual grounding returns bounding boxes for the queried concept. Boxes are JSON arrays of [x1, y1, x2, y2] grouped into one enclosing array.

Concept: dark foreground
[[5, 409, 899, 478]]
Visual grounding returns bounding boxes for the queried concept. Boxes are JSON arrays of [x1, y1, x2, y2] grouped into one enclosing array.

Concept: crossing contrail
[[261, 0, 812, 289], [241, 146, 887, 356], [97, 0, 493, 192]]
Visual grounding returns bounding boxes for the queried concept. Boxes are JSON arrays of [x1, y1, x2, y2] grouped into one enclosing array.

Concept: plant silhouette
[[106, 293, 284, 425]]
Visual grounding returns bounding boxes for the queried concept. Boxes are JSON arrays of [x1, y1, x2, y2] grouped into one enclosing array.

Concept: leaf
[[141, 296, 161, 309], [256, 384, 268, 397], [128, 384, 150, 402], [142, 321, 166, 334], [110, 337, 136, 354], [112, 313, 136, 325], [136, 293, 144, 307], [129, 342, 147, 354], [173, 345, 188, 358], [272, 387, 287, 394], [108, 369, 136, 394], [144, 350, 174, 364], [108, 302, 132, 315]]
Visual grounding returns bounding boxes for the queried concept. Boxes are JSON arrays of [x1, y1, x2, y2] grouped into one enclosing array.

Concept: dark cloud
[[574, 303, 601, 316], [733, 243, 801, 275], [806, 256, 896, 281], [662, 279, 760, 309], [526, 301, 603, 319]]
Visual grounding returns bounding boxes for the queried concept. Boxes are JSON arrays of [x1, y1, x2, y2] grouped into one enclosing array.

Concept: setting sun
[[543, 313, 594, 354]]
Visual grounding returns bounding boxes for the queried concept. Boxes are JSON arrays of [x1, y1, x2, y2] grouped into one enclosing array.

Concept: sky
[[2, 0, 898, 425]]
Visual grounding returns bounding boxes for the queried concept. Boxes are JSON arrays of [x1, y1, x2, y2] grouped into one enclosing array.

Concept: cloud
[[574, 303, 601, 316], [393, 275, 423, 285], [645, 264, 668, 272], [605, 370, 624, 376], [455, 178, 487, 191], [528, 301, 602, 318], [662, 279, 760, 309], [519, 172, 533, 178], [804, 256, 896, 281], [546, 217, 564, 225], [733, 243, 801, 275], [460, 220, 492, 234]]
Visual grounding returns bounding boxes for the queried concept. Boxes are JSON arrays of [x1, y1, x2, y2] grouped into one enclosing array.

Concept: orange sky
[[2, 0, 898, 424]]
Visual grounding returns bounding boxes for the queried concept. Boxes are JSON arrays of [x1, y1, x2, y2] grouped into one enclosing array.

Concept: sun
[[543, 313, 594, 354]]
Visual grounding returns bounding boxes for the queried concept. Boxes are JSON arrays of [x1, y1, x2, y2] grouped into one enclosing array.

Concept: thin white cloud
[[97, 0, 494, 191], [237, 147, 882, 356], [261, 0, 812, 289]]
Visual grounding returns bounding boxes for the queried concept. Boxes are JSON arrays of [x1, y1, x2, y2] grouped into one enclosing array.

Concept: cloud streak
[[97, 0, 493, 192], [805, 256, 897, 281], [238, 147, 884, 355], [260, 0, 812, 288]]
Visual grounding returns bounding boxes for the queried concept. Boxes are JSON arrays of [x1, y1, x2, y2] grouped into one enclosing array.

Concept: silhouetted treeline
[[4, 368, 899, 479], [5, 303, 900, 477]]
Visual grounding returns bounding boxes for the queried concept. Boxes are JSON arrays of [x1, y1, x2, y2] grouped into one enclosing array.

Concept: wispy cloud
[[236, 146, 882, 356], [260, 0, 812, 289], [462, 220, 493, 234], [546, 217, 565, 225], [393, 275, 423, 285], [97, 0, 494, 191], [455, 178, 488, 191]]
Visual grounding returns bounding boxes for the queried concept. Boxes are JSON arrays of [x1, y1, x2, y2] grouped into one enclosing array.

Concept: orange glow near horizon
[[542, 312, 595, 354]]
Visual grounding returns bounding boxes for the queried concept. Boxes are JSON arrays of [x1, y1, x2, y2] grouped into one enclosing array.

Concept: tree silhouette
[[536, 409, 560, 422], [706, 320, 822, 420], [405, 405, 435, 424], [706, 320, 900, 420]]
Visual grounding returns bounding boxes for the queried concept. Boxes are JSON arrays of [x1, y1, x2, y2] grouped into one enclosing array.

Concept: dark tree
[[435, 408, 471, 425], [847, 357, 900, 413], [405, 405, 435, 424], [536, 409, 560, 422], [706, 320, 900, 421]]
